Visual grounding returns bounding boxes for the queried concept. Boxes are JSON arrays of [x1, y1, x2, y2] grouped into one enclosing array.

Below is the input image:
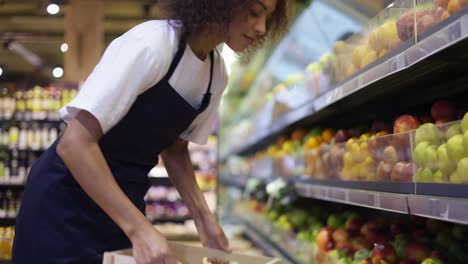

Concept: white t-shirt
[[59, 20, 228, 145]]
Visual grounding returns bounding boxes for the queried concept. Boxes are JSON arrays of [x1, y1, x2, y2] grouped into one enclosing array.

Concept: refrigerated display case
[[218, 0, 468, 263]]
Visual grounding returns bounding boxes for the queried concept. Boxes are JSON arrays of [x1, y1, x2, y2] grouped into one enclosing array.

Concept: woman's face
[[226, 0, 277, 52]]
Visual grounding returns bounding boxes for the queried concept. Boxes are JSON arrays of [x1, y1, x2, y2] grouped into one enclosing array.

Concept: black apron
[[12, 39, 214, 264]]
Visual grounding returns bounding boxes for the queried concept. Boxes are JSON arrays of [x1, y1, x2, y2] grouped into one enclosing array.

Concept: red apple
[[431, 100, 457, 122], [390, 162, 414, 182], [334, 129, 350, 143], [417, 13, 436, 34], [345, 216, 363, 235], [336, 241, 355, 257], [332, 229, 348, 243], [405, 242, 431, 262], [394, 115, 421, 146], [371, 243, 397, 264], [316, 227, 334, 252], [352, 237, 373, 251], [376, 161, 393, 181], [397, 10, 416, 41]]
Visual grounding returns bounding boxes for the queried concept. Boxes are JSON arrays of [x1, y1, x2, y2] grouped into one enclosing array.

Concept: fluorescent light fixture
[[60, 43, 68, 53], [53, 67, 64, 78], [47, 4, 60, 15]]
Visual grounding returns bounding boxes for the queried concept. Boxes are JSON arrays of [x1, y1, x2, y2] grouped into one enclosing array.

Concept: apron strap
[[162, 37, 187, 82], [198, 50, 214, 113]]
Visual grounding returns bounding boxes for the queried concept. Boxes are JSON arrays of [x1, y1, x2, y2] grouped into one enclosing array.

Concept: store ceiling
[[0, 0, 164, 82]]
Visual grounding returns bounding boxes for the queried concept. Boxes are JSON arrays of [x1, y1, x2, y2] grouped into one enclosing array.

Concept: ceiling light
[[47, 4, 60, 15], [60, 43, 68, 53], [0, 67, 3, 77], [53, 67, 63, 78]]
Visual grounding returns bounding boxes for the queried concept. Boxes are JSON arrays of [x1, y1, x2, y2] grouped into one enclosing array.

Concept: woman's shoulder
[[213, 46, 228, 85], [123, 20, 181, 55]]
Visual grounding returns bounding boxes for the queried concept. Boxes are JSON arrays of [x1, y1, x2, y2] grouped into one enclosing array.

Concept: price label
[[374, 194, 381, 207], [320, 187, 328, 199], [429, 199, 440, 217], [368, 193, 374, 205], [448, 23, 461, 42], [368, 193, 381, 207]]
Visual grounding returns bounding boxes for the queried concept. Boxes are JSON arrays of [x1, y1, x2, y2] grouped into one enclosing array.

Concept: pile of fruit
[[308, 0, 467, 85], [248, 100, 468, 184], [257, 198, 468, 264]]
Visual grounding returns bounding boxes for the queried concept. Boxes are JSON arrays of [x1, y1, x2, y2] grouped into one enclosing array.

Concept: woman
[[13, 0, 289, 263]]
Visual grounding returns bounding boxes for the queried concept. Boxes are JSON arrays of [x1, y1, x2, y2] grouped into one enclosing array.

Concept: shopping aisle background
[[2, 0, 468, 263]]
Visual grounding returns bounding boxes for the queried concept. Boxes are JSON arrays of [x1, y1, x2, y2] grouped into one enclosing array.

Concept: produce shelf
[[241, 220, 299, 264], [220, 8, 468, 161], [293, 178, 468, 225], [408, 195, 468, 225], [0, 183, 24, 191], [148, 176, 172, 186], [218, 175, 248, 189], [0, 218, 16, 226], [295, 177, 415, 194], [294, 180, 410, 215], [150, 217, 190, 224]]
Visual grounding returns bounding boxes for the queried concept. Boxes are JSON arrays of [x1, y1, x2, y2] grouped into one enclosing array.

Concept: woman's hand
[[195, 212, 231, 252], [129, 223, 178, 264]]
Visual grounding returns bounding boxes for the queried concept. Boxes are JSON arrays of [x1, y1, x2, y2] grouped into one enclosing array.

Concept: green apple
[[447, 135, 467, 161], [424, 146, 438, 170], [456, 157, 468, 183], [450, 170, 464, 184], [417, 168, 434, 182], [415, 123, 442, 146], [437, 143, 455, 175], [461, 112, 468, 133], [464, 130, 468, 154], [433, 169, 446, 183], [414, 141, 430, 167], [446, 123, 462, 140]]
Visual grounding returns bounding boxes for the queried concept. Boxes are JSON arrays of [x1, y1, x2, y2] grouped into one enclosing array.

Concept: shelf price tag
[[368, 193, 381, 207], [448, 22, 461, 42], [428, 199, 440, 217]]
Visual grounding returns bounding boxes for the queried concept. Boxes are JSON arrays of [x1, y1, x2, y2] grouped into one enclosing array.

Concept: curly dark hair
[[160, 0, 290, 46]]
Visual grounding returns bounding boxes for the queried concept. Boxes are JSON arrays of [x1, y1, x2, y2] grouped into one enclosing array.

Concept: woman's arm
[[57, 110, 177, 264], [161, 138, 230, 252]]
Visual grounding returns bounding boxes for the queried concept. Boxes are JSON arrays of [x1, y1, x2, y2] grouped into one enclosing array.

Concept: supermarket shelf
[[150, 217, 190, 224], [295, 177, 414, 194], [294, 179, 468, 225], [220, 9, 468, 160], [415, 182, 468, 198], [294, 180, 410, 215], [242, 220, 298, 264], [0, 183, 24, 190], [148, 176, 173, 186], [218, 175, 248, 189], [408, 195, 468, 225], [0, 217, 16, 226]]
